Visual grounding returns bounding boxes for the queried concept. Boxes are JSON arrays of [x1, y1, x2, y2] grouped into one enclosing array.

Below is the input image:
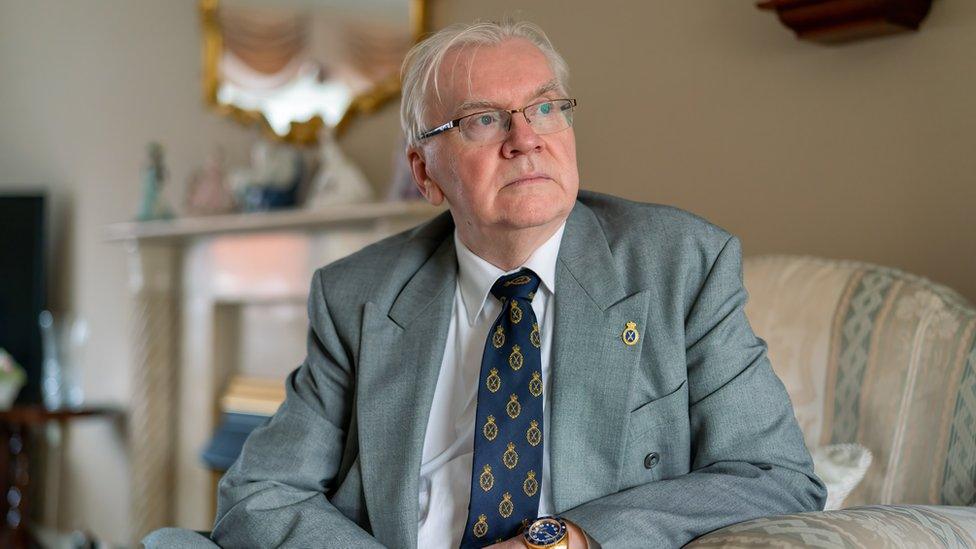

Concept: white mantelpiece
[[108, 202, 442, 542], [106, 200, 439, 242]]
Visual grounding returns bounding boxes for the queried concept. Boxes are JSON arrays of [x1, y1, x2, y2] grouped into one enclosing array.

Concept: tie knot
[[490, 268, 541, 302]]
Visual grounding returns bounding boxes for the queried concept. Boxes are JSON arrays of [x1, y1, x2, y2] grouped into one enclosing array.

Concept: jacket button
[[643, 452, 660, 469]]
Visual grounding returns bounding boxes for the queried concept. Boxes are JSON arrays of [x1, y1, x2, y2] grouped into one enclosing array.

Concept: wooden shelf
[[757, 0, 933, 43], [0, 404, 122, 424], [104, 200, 443, 243]]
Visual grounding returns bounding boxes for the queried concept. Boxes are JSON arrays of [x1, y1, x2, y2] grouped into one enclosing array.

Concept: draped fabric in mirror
[[201, 0, 424, 145]]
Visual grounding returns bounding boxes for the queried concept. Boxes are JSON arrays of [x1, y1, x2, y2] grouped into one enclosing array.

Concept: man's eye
[[478, 114, 496, 126], [539, 102, 552, 115]]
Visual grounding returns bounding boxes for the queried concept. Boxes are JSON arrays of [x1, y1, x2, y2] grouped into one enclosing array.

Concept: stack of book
[[201, 376, 286, 472]]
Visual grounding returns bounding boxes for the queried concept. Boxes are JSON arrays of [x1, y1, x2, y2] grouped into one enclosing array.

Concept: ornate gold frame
[[199, 0, 428, 146]]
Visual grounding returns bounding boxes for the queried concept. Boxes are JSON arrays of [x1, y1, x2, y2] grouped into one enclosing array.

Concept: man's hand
[[484, 520, 589, 549]]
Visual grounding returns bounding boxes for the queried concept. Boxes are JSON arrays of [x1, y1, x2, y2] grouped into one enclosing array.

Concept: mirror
[[200, 0, 426, 145]]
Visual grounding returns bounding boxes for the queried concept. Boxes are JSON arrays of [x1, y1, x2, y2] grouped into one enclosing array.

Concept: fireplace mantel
[[110, 201, 442, 542], [105, 200, 439, 242]]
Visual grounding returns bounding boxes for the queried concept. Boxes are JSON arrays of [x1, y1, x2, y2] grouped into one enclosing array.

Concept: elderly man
[[205, 19, 825, 549]]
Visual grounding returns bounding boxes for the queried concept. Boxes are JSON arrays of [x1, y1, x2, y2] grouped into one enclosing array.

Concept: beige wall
[[1, 0, 973, 544]]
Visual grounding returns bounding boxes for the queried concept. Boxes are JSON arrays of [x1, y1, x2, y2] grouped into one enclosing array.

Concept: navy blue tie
[[460, 269, 544, 548]]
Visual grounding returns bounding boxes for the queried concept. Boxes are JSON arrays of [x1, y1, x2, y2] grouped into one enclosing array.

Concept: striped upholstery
[[741, 256, 976, 507], [688, 505, 976, 548]]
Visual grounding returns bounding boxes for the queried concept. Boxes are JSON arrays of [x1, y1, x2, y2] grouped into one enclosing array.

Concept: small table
[[0, 405, 122, 549]]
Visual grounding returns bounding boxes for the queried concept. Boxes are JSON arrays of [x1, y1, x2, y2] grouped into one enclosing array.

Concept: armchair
[[688, 255, 976, 547]]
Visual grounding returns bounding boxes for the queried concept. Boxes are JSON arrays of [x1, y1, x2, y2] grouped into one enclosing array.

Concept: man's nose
[[501, 113, 543, 158]]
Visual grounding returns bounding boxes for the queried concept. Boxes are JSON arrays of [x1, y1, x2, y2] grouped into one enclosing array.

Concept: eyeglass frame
[[416, 98, 578, 142]]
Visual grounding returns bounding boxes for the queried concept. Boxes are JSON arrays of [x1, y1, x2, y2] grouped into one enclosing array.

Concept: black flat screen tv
[[0, 195, 46, 403]]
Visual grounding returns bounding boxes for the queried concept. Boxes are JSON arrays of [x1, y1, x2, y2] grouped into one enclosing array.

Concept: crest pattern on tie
[[460, 268, 544, 548]]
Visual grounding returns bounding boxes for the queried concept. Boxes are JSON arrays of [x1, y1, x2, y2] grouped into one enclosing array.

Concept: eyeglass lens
[[458, 99, 575, 143]]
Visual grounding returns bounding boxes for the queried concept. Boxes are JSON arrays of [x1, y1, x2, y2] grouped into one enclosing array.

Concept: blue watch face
[[524, 517, 567, 545]]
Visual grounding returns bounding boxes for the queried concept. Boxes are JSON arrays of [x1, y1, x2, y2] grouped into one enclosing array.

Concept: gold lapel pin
[[622, 321, 640, 346]]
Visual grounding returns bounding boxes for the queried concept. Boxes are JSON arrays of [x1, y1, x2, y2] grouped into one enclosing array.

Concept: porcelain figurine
[[186, 149, 237, 216], [306, 129, 373, 208], [137, 142, 174, 221]]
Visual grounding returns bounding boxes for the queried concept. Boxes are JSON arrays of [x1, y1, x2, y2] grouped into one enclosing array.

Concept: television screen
[[0, 195, 46, 403]]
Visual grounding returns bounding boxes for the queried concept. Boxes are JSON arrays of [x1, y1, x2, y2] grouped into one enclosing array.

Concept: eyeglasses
[[417, 98, 577, 144]]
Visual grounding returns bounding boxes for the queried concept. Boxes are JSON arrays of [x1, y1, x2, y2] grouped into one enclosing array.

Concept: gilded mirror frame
[[199, 0, 428, 145]]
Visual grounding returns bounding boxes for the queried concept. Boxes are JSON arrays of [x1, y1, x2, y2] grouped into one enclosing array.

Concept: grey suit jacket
[[211, 191, 826, 548]]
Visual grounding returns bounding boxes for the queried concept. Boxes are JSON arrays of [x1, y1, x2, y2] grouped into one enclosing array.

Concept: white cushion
[[813, 443, 873, 510]]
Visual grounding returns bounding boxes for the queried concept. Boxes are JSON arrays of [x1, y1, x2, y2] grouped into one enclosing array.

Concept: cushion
[[812, 443, 872, 510]]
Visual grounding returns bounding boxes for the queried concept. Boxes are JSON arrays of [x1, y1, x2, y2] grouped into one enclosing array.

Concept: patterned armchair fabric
[[688, 505, 976, 548], [688, 256, 976, 548], [738, 256, 975, 508]]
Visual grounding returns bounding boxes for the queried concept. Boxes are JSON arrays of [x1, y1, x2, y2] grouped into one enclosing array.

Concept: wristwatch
[[522, 516, 569, 548]]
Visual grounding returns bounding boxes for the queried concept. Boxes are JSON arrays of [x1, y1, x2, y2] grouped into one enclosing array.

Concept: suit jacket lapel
[[550, 202, 651, 511], [357, 235, 457, 549]]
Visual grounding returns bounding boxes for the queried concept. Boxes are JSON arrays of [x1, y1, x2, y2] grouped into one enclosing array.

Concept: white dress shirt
[[416, 222, 565, 548]]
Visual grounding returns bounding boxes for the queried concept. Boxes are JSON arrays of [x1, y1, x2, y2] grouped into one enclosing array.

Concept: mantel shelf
[[105, 200, 443, 243]]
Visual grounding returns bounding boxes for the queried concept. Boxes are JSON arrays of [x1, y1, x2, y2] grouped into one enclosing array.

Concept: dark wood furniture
[[0, 405, 121, 549], [757, 0, 933, 43]]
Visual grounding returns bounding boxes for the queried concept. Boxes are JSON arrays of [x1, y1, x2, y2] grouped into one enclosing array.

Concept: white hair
[[399, 19, 570, 148]]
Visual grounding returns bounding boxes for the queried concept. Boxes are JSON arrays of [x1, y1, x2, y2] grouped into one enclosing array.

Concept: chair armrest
[[685, 505, 976, 548], [142, 527, 219, 548]]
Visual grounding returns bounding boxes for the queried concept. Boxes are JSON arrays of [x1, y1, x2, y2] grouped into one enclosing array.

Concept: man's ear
[[407, 146, 445, 206]]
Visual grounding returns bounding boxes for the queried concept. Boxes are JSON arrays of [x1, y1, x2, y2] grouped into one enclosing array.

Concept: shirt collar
[[454, 221, 566, 327]]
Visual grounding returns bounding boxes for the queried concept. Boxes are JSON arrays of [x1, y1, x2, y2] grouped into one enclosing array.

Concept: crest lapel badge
[[622, 321, 640, 346]]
